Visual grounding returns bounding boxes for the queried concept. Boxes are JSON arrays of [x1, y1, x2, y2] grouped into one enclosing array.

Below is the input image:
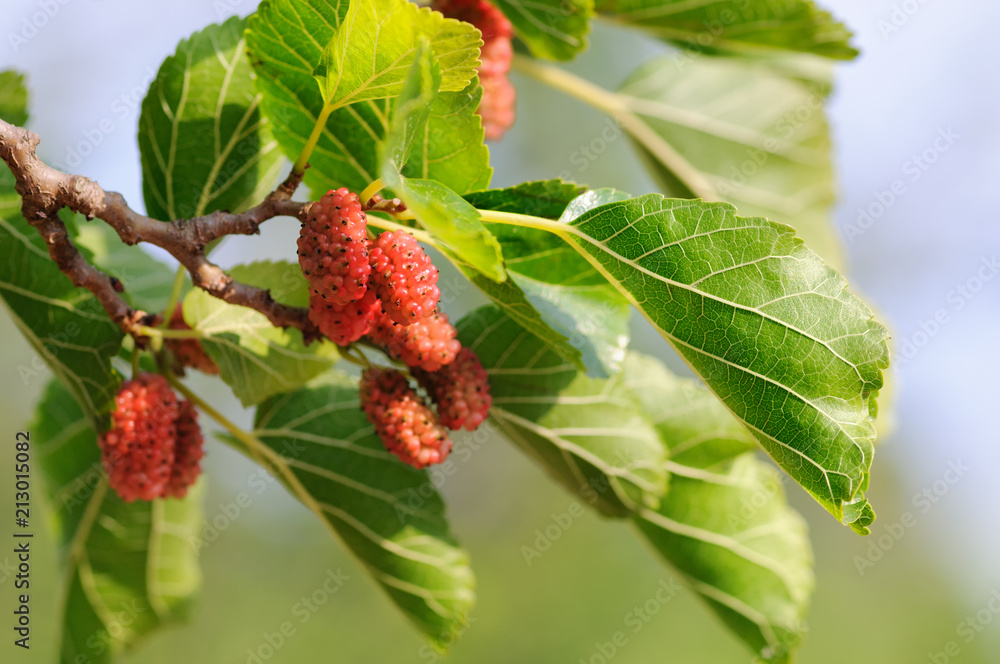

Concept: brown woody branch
[[0, 119, 319, 340]]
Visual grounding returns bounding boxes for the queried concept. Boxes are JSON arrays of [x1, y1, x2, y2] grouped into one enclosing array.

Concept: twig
[[0, 119, 320, 339]]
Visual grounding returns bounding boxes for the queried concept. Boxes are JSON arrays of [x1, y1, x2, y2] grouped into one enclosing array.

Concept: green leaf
[[0, 213, 123, 426], [619, 54, 845, 269], [553, 195, 888, 532], [496, 0, 593, 60], [625, 354, 812, 664], [379, 40, 441, 176], [313, 0, 480, 107], [0, 70, 29, 126], [182, 261, 339, 406], [74, 219, 177, 313], [595, 0, 857, 59], [32, 379, 203, 664], [248, 0, 491, 195], [397, 177, 506, 282], [463, 179, 586, 219], [457, 306, 666, 517], [139, 17, 283, 221], [254, 372, 474, 646], [400, 80, 491, 193]]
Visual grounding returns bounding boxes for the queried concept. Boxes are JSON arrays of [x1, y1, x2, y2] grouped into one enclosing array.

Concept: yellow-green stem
[[360, 178, 385, 204], [136, 325, 205, 340], [366, 216, 434, 244], [293, 105, 336, 175]]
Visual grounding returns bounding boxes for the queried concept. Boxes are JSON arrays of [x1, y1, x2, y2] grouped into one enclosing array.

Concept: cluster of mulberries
[[435, 0, 516, 141], [299, 188, 492, 469], [99, 373, 205, 502]]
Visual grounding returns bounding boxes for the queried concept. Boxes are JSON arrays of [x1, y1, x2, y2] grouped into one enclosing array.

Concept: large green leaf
[[139, 17, 283, 221], [182, 261, 339, 406], [595, 0, 857, 59], [0, 71, 122, 426], [253, 372, 474, 646], [496, 0, 593, 60], [32, 380, 203, 664], [313, 0, 480, 107], [247, 0, 490, 195], [624, 354, 813, 664], [0, 212, 123, 426], [619, 54, 844, 269], [551, 195, 888, 532], [457, 306, 666, 517]]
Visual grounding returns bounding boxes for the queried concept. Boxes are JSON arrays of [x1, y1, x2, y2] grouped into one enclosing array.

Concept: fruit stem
[[510, 55, 719, 201], [366, 216, 435, 245], [292, 104, 336, 175], [360, 178, 385, 205]]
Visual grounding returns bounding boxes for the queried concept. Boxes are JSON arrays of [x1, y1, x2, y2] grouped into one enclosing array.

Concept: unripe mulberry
[[309, 287, 380, 346], [368, 310, 460, 372], [164, 400, 204, 498], [100, 374, 179, 502], [165, 304, 219, 375], [359, 368, 452, 468], [368, 230, 440, 325], [414, 347, 492, 431], [298, 187, 371, 307]]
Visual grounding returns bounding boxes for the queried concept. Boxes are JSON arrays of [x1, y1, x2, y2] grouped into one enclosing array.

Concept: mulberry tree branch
[[0, 119, 319, 340]]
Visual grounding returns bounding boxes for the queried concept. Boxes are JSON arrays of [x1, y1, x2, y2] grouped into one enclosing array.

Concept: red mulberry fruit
[[368, 310, 460, 372], [100, 374, 179, 502], [164, 400, 204, 499], [435, 0, 516, 140], [414, 347, 492, 430], [309, 287, 380, 346], [298, 187, 371, 307], [359, 368, 452, 468], [368, 230, 440, 325], [478, 74, 516, 142], [165, 304, 219, 375]]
